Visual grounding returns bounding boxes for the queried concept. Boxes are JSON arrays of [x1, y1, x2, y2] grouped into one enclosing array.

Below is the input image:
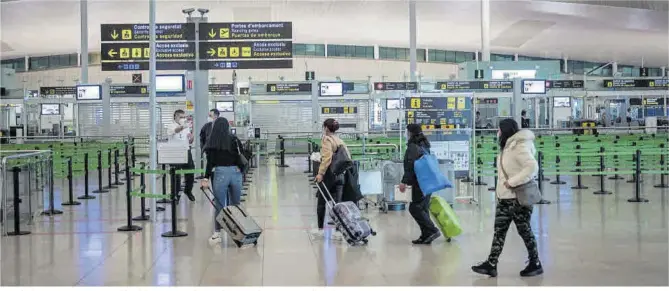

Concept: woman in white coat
[[472, 118, 543, 278]]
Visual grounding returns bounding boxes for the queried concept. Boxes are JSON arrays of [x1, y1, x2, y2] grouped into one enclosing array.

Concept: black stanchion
[[61, 158, 81, 206], [278, 137, 289, 168], [594, 147, 612, 195], [571, 154, 588, 190], [42, 158, 63, 216], [117, 146, 142, 232], [488, 155, 497, 191], [112, 149, 124, 186], [157, 164, 170, 204], [609, 141, 624, 180], [536, 152, 551, 205], [78, 152, 95, 199], [474, 157, 487, 186], [654, 148, 668, 189], [627, 142, 642, 183], [550, 149, 566, 185], [8, 167, 31, 236], [104, 150, 117, 190], [131, 140, 139, 177], [304, 142, 312, 174], [92, 150, 108, 194], [121, 142, 128, 181], [133, 165, 150, 221], [161, 167, 187, 237], [628, 150, 649, 203]]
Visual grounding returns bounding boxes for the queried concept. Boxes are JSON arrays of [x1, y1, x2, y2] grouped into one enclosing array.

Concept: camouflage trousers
[[487, 199, 539, 265]]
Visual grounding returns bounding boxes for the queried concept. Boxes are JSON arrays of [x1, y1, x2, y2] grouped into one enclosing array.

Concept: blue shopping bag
[[414, 147, 453, 194]]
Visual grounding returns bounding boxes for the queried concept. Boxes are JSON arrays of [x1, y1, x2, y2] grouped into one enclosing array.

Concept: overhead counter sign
[[435, 81, 513, 90], [110, 85, 149, 97], [199, 22, 292, 40], [266, 83, 312, 94], [101, 23, 195, 41], [40, 86, 76, 96], [603, 79, 669, 88]]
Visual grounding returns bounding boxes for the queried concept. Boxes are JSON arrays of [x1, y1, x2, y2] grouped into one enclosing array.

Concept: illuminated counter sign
[[321, 107, 358, 114], [199, 22, 293, 40], [110, 85, 149, 97], [601, 79, 668, 88], [650, 79, 669, 87], [40, 86, 76, 96], [101, 42, 195, 61], [209, 84, 235, 95], [546, 80, 584, 89], [100, 23, 195, 41], [373, 82, 418, 91], [266, 83, 312, 93], [435, 81, 513, 90], [199, 41, 292, 60]]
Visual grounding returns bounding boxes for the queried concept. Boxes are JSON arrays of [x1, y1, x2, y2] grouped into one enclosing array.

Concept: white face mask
[[208, 117, 214, 123], [178, 118, 186, 125]]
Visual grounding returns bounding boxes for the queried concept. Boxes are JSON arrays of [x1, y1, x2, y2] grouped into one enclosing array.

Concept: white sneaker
[[310, 229, 324, 239], [330, 231, 344, 241], [209, 231, 222, 244]]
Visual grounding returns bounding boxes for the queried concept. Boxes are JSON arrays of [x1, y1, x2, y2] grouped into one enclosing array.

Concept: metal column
[[148, 0, 157, 221], [408, 0, 417, 82], [188, 15, 209, 169], [480, 0, 491, 62], [512, 78, 522, 126], [80, 0, 88, 83]]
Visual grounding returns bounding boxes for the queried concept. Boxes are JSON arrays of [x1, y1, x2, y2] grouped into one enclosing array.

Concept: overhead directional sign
[[199, 22, 292, 40], [101, 42, 196, 61], [374, 82, 418, 91], [101, 61, 196, 71], [40, 86, 76, 96], [101, 23, 195, 41], [199, 41, 292, 60], [266, 83, 312, 93], [603, 79, 669, 88], [200, 60, 293, 70], [208, 84, 235, 95], [435, 81, 513, 90], [110, 85, 149, 97]]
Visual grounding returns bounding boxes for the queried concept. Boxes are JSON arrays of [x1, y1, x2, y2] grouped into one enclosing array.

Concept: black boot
[[520, 260, 543, 277], [472, 261, 498, 277], [412, 236, 425, 244], [420, 232, 440, 244]]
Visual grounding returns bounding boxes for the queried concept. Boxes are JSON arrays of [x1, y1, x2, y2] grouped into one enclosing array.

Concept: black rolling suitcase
[[201, 187, 262, 247]]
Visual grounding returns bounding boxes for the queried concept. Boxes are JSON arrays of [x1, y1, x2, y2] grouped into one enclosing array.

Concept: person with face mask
[[472, 118, 542, 278], [200, 109, 220, 151], [398, 124, 440, 244], [166, 109, 196, 202]]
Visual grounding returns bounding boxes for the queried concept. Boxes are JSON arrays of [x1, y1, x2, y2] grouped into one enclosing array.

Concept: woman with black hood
[[200, 117, 245, 244], [399, 124, 440, 245]]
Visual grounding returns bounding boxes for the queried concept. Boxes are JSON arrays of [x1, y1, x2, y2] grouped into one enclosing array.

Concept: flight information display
[[435, 81, 513, 90], [110, 85, 149, 97]]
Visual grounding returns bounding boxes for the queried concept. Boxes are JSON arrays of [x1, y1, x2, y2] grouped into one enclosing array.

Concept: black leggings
[[316, 183, 343, 229]]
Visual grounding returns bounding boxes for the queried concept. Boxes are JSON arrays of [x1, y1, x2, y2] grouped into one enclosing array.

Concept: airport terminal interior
[[0, 0, 668, 287]]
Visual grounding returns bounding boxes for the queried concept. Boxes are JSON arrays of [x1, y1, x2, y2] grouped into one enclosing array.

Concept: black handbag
[[327, 136, 352, 175], [234, 138, 248, 170]]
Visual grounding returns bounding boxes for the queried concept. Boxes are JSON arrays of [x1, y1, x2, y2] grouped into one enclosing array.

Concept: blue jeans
[[212, 166, 243, 231]]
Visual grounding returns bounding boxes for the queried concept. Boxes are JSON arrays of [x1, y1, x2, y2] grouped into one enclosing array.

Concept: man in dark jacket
[[199, 109, 220, 150], [399, 124, 440, 245]]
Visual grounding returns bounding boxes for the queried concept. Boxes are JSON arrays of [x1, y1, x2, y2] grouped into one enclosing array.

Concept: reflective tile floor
[[1, 157, 668, 286]]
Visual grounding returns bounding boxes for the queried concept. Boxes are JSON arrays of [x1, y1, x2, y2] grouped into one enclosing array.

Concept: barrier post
[[628, 149, 649, 203], [131, 140, 139, 177], [550, 153, 566, 185], [278, 136, 289, 168], [157, 164, 170, 204], [61, 158, 81, 206], [112, 149, 124, 186], [121, 142, 128, 181], [7, 167, 31, 235], [474, 156, 487, 186], [117, 145, 142, 232], [536, 152, 551, 204], [78, 152, 95, 199], [104, 149, 116, 190], [571, 154, 588, 190], [41, 158, 63, 216], [92, 150, 108, 194], [488, 154, 497, 191], [161, 167, 188, 237], [304, 142, 312, 174], [627, 142, 642, 183], [132, 164, 150, 221], [593, 147, 611, 195], [609, 141, 623, 180], [654, 147, 668, 188]]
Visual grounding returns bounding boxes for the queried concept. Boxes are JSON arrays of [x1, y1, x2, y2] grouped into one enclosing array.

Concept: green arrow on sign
[[208, 48, 216, 57], [208, 29, 216, 38]]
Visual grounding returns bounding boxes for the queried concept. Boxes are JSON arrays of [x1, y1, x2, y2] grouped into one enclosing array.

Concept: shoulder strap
[[499, 151, 510, 180]]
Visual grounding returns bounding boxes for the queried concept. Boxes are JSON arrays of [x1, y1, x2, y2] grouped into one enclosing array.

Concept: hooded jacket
[[497, 129, 538, 199]]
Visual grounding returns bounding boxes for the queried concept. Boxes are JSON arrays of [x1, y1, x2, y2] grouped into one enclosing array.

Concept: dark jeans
[[409, 195, 439, 238], [316, 179, 343, 229], [487, 199, 539, 265], [174, 151, 195, 196]]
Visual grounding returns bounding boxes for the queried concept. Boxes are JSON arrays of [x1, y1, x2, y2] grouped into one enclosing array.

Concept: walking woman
[[399, 124, 440, 244], [313, 118, 350, 239], [472, 118, 543, 277], [200, 117, 245, 243]]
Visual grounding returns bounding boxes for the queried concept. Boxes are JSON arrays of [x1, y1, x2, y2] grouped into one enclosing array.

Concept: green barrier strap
[[130, 192, 171, 199], [131, 168, 168, 175], [175, 169, 205, 175]]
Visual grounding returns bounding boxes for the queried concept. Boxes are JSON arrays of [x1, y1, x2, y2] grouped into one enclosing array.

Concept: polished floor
[[1, 157, 668, 286]]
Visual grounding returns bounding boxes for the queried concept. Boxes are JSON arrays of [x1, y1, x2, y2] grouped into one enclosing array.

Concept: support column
[[514, 53, 518, 62], [562, 55, 568, 73], [188, 15, 209, 171], [661, 66, 666, 77], [512, 78, 522, 126], [612, 62, 618, 75], [148, 0, 157, 221], [409, 0, 417, 82], [80, 0, 88, 83], [480, 0, 491, 62]]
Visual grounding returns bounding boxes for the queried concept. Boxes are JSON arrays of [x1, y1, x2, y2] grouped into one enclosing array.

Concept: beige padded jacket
[[318, 134, 350, 176]]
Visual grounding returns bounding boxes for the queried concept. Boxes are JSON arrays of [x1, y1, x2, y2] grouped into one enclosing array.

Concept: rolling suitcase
[[201, 187, 262, 247], [429, 195, 462, 242], [317, 182, 376, 245]]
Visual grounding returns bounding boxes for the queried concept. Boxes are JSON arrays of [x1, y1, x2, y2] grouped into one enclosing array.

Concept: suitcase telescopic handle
[[316, 181, 336, 202]]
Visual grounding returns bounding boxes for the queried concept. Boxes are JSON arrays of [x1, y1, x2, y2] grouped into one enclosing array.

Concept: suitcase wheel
[[446, 237, 452, 243], [371, 230, 377, 236], [253, 241, 258, 246], [362, 239, 368, 244]]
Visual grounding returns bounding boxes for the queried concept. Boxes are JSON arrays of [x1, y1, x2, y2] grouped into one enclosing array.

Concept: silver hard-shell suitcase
[[317, 182, 376, 245], [202, 187, 262, 247]]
